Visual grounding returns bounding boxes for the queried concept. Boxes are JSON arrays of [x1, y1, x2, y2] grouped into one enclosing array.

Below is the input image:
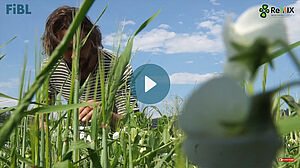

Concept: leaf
[[0, 54, 5, 60], [0, 93, 18, 101], [0, 93, 42, 106], [110, 145, 121, 167], [69, 141, 92, 151], [0, 146, 34, 166], [162, 128, 170, 144], [262, 63, 268, 92], [22, 102, 97, 116], [131, 128, 137, 142], [88, 148, 102, 168], [0, 36, 17, 49], [277, 117, 300, 135], [281, 95, 300, 115], [0, 157, 10, 166], [244, 89, 276, 134], [62, 152, 72, 162], [134, 9, 161, 36], [50, 112, 68, 133], [134, 141, 173, 163], [142, 106, 163, 117], [0, 106, 15, 115], [175, 142, 187, 168], [80, 5, 108, 47], [267, 40, 300, 65], [54, 160, 74, 168], [154, 148, 175, 168], [79, 73, 91, 97]]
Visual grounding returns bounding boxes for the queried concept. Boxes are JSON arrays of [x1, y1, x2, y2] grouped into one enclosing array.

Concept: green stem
[[128, 130, 133, 168], [34, 115, 39, 166], [62, 111, 71, 155], [57, 111, 63, 162], [21, 117, 27, 168], [45, 114, 50, 168], [72, 23, 81, 164], [40, 115, 45, 168], [102, 127, 109, 168]]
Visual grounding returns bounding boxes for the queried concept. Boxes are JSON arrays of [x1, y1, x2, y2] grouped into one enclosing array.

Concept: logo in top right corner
[[259, 4, 270, 18], [259, 4, 295, 18]]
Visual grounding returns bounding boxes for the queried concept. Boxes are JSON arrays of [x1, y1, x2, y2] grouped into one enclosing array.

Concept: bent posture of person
[[41, 6, 138, 127]]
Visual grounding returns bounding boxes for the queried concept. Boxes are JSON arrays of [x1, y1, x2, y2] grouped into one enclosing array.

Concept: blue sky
[[0, 0, 299, 111]]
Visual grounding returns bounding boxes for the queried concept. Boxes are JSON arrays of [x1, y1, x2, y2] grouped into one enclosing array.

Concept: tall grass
[[0, 1, 300, 167]]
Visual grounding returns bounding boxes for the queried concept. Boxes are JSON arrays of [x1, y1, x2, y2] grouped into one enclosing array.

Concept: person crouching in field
[[41, 6, 139, 128]]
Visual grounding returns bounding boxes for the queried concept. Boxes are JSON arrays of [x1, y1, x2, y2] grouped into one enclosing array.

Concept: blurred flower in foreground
[[179, 6, 286, 167], [179, 76, 282, 168], [223, 6, 287, 81], [179, 76, 249, 137]]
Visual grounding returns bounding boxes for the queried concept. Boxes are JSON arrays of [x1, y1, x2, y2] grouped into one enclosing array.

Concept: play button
[[145, 76, 156, 93], [130, 64, 170, 104]]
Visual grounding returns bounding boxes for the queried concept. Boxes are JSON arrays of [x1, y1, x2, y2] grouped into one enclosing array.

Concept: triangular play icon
[[145, 75, 157, 93]]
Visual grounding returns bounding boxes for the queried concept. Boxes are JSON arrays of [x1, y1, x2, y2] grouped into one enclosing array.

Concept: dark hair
[[41, 6, 103, 56]]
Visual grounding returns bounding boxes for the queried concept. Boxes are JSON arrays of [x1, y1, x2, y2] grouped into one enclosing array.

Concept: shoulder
[[42, 56, 69, 78], [42, 56, 65, 68], [42, 57, 50, 68], [100, 48, 117, 60]]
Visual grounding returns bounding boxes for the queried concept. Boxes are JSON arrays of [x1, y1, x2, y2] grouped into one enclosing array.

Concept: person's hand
[[79, 100, 124, 125], [79, 100, 96, 122]]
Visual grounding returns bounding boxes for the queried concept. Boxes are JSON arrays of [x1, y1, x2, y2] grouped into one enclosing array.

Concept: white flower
[[179, 76, 249, 137], [162, 153, 168, 157], [223, 6, 287, 81], [139, 147, 146, 153], [113, 132, 120, 139], [138, 139, 143, 145]]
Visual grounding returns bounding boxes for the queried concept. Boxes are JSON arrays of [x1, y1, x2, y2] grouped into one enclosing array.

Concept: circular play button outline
[[130, 64, 170, 104]]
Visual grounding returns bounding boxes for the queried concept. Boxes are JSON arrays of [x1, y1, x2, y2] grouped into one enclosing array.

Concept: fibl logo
[[6, 4, 31, 15], [259, 4, 295, 18]]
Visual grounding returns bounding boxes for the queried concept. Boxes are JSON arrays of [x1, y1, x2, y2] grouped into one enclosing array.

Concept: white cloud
[[203, 9, 228, 22], [197, 20, 215, 29], [0, 98, 18, 107], [0, 78, 19, 88], [133, 28, 177, 53], [104, 23, 224, 54], [170, 72, 220, 84], [209, 0, 220, 6], [121, 20, 136, 26], [158, 24, 171, 29], [103, 33, 128, 47], [185, 60, 194, 64], [286, 0, 300, 43], [178, 21, 183, 24], [162, 32, 223, 54], [104, 10, 228, 54]]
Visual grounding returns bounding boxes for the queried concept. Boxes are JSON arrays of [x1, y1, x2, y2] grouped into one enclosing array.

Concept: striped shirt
[[45, 49, 139, 115]]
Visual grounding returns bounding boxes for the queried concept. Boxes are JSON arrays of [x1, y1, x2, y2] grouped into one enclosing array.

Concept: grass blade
[[134, 9, 161, 36], [0, 36, 17, 49], [261, 40, 300, 66], [0, 54, 5, 60], [22, 102, 97, 116]]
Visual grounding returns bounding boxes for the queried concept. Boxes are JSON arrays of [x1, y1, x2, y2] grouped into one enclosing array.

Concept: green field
[[0, 1, 300, 168]]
